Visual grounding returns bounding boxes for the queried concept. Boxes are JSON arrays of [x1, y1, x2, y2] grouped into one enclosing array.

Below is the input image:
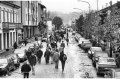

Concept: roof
[[38, 3, 46, 9], [0, 1, 20, 9]]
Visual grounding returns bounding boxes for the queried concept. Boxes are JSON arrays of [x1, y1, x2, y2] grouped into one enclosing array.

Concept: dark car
[[0, 58, 15, 76], [81, 40, 92, 52]]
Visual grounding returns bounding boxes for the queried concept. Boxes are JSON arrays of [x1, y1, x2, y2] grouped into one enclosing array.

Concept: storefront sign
[[2, 22, 23, 30], [9, 23, 17, 29], [2, 22, 9, 29]]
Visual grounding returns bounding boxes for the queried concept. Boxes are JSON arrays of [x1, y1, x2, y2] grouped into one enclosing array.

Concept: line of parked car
[[76, 34, 120, 78], [0, 43, 36, 76]]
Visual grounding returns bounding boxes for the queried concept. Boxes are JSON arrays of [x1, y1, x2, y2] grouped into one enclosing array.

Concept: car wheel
[[13, 66, 16, 70], [6, 69, 10, 76]]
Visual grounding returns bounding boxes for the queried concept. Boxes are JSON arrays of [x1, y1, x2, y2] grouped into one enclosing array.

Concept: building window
[[5, 11, 7, 22], [9, 12, 10, 22], [11, 11, 13, 22], [14, 13, 16, 23], [26, 14, 28, 21], [7, 10, 9, 22], [16, 13, 18, 23], [1, 10, 3, 22], [0, 7, 1, 23], [3, 8, 5, 22]]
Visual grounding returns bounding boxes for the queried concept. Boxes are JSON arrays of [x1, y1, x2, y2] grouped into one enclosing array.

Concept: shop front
[[2, 22, 23, 50]]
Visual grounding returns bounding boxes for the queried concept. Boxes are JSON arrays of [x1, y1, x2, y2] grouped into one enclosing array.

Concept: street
[[0, 32, 97, 78]]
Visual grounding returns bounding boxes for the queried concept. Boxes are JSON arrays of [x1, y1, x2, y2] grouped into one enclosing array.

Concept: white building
[[0, 1, 22, 50]]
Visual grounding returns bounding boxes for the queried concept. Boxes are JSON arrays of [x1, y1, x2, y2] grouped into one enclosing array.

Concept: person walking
[[44, 48, 51, 64], [35, 48, 43, 64], [59, 51, 67, 72], [13, 42, 18, 49], [66, 38, 69, 46], [53, 49, 59, 69], [28, 54, 37, 75], [60, 41, 65, 49], [24, 38, 28, 46], [21, 61, 31, 78]]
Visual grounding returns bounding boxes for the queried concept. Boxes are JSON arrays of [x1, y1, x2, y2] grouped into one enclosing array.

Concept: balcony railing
[[2, 22, 23, 29]]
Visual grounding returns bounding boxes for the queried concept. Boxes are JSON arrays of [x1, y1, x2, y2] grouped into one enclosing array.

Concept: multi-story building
[[0, 1, 23, 50], [20, 1, 46, 39]]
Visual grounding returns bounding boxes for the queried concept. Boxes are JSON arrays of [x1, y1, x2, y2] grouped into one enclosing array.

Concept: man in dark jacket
[[44, 49, 51, 64], [59, 51, 67, 72], [21, 61, 31, 78], [28, 54, 37, 75], [35, 48, 43, 64], [60, 41, 65, 49], [13, 42, 18, 49]]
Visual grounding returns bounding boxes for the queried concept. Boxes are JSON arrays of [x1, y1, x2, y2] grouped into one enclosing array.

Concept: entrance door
[[3, 33, 6, 49], [10, 32, 12, 46], [7, 33, 9, 48], [0, 34, 2, 50]]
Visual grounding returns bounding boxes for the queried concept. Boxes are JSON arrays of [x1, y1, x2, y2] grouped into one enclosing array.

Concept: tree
[[75, 15, 84, 33], [38, 21, 47, 35], [52, 16, 63, 30]]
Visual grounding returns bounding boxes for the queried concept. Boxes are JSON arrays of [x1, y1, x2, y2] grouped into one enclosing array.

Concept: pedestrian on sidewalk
[[60, 41, 65, 49], [13, 42, 18, 49], [24, 38, 28, 46], [44, 48, 51, 64], [53, 49, 59, 69], [28, 54, 37, 75], [50, 48, 56, 64], [59, 50, 67, 72], [35, 48, 43, 64], [21, 61, 31, 78], [66, 38, 69, 46]]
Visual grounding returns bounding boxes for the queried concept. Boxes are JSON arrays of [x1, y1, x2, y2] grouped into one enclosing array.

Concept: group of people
[[20, 31, 69, 78]]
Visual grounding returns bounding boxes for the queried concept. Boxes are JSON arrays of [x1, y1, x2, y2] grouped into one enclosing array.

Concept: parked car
[[104, 68, 120, 78], [92, 51, 108, 67], [14, 49, 27, 63], [96, 57, 117, 75], [17, 53, 27, 62], [10, 54, 20, 68], [88, 47, 103, 59], [81, 40, 92, 52], [0, 58, 15, 76], [78, 38, 87, 47]]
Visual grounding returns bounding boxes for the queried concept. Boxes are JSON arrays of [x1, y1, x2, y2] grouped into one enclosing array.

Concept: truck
[[96, 57, 117, 75]]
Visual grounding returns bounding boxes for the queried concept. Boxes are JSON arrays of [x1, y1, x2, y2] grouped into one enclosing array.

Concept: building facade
[[0, 1, 22, 50], [21, 1, 46, 39]]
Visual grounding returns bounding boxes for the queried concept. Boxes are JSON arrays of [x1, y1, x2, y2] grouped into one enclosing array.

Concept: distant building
[[0, 1, 22, 50]]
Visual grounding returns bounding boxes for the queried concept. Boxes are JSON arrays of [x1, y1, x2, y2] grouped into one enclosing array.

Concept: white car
[[88, 47, 102, 59]]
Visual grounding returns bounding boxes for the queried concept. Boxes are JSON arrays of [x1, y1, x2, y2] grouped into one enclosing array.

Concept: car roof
[[91, 47, 102, 49]]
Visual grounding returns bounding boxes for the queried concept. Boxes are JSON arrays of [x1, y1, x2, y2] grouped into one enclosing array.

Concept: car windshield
[[0, 59, 7, 64], [96, 53, 108, 57], [91, 47, 102, 52]]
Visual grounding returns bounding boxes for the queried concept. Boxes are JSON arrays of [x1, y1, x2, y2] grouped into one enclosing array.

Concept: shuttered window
[[0, 7, 1, 23]]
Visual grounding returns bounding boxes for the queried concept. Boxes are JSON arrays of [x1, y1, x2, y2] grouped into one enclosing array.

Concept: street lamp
[[73, 8, 85, 16], [73, 8, 83, 11], [78, 0, 91, 13]]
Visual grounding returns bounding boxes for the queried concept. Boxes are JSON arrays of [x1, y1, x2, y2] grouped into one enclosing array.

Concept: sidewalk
[[0, 38, 40, 58]]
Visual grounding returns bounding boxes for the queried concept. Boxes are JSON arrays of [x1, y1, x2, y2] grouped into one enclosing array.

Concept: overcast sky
[[40, 0, 119, 13]]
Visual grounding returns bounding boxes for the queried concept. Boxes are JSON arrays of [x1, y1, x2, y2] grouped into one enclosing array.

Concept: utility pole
[[97, 0, 98, 11]]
